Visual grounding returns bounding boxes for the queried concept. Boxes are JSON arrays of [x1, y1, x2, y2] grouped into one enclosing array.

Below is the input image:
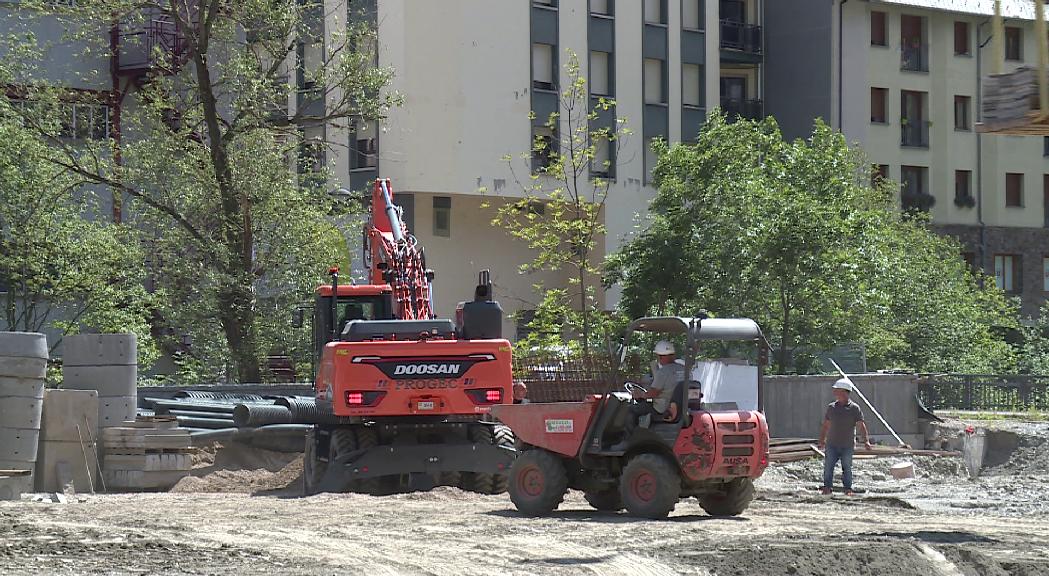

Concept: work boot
[[820, 487, 832, 495]]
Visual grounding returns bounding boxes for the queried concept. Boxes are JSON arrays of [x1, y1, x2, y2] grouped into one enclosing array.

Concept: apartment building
[[332, 0, 764, 336], [766, 0, 1049, 316]]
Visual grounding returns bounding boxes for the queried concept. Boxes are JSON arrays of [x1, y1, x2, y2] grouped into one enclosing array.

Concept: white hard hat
[[653, 340, 675, 355], [832, 378, 853, 392]]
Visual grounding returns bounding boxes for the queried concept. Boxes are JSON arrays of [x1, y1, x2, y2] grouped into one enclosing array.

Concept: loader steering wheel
[[623, 381, 648, 397]]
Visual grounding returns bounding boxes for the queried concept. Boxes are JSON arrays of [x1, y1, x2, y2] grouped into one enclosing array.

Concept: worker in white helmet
[[627, 340, 685, 423], [818, 378, 872, 496]]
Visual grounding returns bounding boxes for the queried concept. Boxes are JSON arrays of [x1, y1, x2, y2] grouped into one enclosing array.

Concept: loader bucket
[[491, 397, 602, 458]]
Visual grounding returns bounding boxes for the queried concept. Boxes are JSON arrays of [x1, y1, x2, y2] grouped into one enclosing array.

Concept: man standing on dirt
[[818, 379, 872, 496]]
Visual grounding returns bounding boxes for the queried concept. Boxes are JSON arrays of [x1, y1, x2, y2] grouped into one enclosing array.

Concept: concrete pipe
[[62, 365, 137, 397], [0, 332, 48, 380], [0, 397, 44, 429], [98, 396, 137, 427], [232, 404, 293, 427], [0, 428, 40, 462], [62, 333, 136, 366], [0, 376, 45, 399]]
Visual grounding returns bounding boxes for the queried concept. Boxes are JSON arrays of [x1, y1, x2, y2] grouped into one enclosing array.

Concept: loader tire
[[698, 478, 755, 517], [584, 487, 624, 512], [508, 449, 568, 517], [620, 453, 681, 519], [352, 426, 385, 495], [462, 424, 498, 494], [302, 428, 327, 496]]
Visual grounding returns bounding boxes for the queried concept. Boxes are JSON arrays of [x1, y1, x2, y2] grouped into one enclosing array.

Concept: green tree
[[2, 0, 396, 381], [493, 51, 629, 354], [606, 113, 1017, 373], [0, 108, 156, 364]]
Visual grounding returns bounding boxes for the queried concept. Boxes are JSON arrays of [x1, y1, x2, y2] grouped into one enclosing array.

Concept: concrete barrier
[[0, 332, 48, 489], [36, 390, 100, 493], [63, 334, 137, 428], [761, 374, 922, 447]]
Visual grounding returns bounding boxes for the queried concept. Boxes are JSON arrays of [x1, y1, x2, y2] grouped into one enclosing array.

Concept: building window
[[645, 137, 659, 183], [591, 137, 611, 177], [955, 170, 973, 205], [433, 196, 451, 237], [1044, 136, 1049, 157], [590, 51, 611, 96], [1006, 26, 1022, 61], [1006, 173, 1024, 207], [1044, 174, 1049, 227], [682, 0, 702, 30], [59, 103, 109, 141], [900, 15, 928, 72], [682, 63, 702, 107], [351, 120, 377, 170], [900, 165, 931, 212], [994, 254, 1021, 293], [532, 43, 555, 90], [534, 0, 556, 6], [532, 125, 558, 169], [871, 87, 887, 123], [591, 0, 612, 16], [872, 164, 889, 187], [963, 252, 976, 272], [954, 21, 971, 55], [954, 95, 971, 131], [643, 0, 665, 24], [901, 90, 928, 147], [1043, 257, 1049, 291], [393, 193, 415, 231], [871, 11, 887, 46], [644, 58, 666, 104]]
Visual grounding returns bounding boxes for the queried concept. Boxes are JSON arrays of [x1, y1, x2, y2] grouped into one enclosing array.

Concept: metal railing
[[117, 18, 187, 73], [722, 98, 763, 122], [900, 43, 929, 72], [918, 375, 1049, 412], [513, 353, 643, 403], [720, 20, 762, 54]]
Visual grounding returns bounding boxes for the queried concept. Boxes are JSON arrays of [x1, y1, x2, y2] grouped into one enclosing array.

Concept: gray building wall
[[763, 0, 834, 141]]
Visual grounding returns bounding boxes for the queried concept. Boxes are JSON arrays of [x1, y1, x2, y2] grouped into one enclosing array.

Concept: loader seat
[[592, 392, 633, 444]]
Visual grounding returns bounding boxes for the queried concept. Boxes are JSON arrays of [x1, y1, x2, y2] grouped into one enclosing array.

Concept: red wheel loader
[[303, 179, 515, 496], [491, 316, 770, 519]]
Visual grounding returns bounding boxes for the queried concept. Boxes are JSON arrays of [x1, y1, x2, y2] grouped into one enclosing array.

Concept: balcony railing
[[900, 121, 929, 147], [900, 43, 929, 72], [720, 20, 762, 54], [117, 16, 188, 75], [722, 98, 763, 121]]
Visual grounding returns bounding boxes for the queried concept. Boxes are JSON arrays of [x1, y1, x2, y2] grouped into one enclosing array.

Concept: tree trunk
[[218, 280, 262, 382], [579, 263, 589, 354], [777, 286, 792, 374]]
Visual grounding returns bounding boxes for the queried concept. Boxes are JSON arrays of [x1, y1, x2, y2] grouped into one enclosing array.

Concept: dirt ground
[[2, 420, 1048, 576]]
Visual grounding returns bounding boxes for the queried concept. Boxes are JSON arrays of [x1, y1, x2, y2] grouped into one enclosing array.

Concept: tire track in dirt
[[517, 537, 680, 576]]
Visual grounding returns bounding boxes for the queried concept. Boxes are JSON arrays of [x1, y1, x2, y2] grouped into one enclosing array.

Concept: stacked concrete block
[[0, 332, 49, 497], [36, 389, 100, 493], [63, 334, 137, 427], [102, 417, 192, 490]]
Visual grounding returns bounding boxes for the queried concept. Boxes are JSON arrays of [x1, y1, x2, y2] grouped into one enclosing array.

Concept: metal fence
[[513, 354, 644, 403], [918, 374, 1049, 412]]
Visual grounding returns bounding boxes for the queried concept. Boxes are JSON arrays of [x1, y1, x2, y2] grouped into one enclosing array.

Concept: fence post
[[964, 376, 974, 411]]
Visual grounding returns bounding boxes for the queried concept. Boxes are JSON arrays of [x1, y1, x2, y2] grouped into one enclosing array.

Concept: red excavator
[[303, 179, 514, 495]]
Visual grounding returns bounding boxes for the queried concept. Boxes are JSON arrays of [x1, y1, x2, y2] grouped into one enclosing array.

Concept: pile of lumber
[[101, 416, 193, 490], [768, 437, 960, 464], [979, 67, 1049, 135]]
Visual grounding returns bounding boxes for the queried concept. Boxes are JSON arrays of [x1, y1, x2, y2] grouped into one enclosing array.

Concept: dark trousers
[[823, 445, 855, 490]]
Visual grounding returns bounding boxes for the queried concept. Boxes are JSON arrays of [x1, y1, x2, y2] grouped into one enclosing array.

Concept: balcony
[[720, 20, 761, 54], [900, 121, 929, 147], [722, 98, 763, 122], [116, 14, 188, 77], [900, 43, 929, 72]]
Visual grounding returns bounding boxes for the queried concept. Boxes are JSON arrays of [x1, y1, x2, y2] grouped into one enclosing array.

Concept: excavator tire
[[302, 428, 326, 496], [584, 487, 624, 512], [697, 478, 755, 517], [508, 448, 568, 516], [619, 453, 681, 519], [329, 428, 361, 493], [491, 425, 515, 493], [352, 426, 387, 495], [461, 424, 497, 494]]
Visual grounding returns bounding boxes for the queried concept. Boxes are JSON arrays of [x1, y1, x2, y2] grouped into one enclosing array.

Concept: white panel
[[590, 50, 609, 95], [682, 0, 701, 29], [693, 361, 759, 411], [682, 63, 701, 106], [532, 43, 553, 84], [644, 58, 663, 103], [644, 0, 662, 23], [591, 0, 609, 15]]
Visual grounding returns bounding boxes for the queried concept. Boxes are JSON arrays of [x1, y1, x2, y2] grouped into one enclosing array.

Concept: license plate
[[417, 401, 435, 410]]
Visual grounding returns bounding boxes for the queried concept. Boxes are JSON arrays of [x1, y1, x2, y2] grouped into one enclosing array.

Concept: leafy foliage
[[494, 51, 629, 354], [606, 113, 1017, 373], [0, 108, 156, 367]]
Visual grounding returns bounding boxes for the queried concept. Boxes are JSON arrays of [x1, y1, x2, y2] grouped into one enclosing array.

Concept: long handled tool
[[829, 359, 910, 448]]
